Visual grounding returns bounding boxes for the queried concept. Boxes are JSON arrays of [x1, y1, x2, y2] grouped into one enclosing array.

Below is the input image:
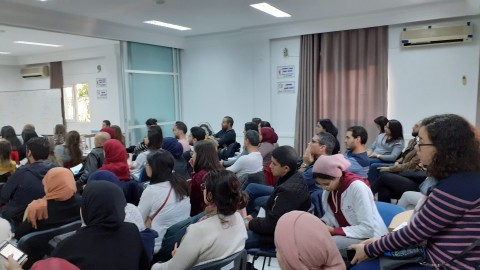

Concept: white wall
[[0, 44, 122, 135], [388, 18, 480, 138]]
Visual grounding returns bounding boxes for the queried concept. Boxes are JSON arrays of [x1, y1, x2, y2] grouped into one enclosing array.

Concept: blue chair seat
[[247, 248, 276, 270]]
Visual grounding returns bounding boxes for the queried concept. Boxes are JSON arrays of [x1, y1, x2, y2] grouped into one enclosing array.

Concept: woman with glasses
[[137, 150, 190, 256], [351, 114, 480, 269], [151, 170, 248, 270]]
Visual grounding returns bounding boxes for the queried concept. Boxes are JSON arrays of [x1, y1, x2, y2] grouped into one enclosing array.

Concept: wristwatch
[[300, 163, 309, 169]]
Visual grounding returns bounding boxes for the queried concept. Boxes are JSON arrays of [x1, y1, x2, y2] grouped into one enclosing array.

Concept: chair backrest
[[189, 249, 247, 270], [375, 202, 405, 227], [17, 220, 82, 269]]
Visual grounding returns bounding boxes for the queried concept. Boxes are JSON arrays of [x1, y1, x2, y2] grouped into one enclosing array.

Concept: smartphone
[[0, 241, 27, 264], [346, 249, 356, 261]]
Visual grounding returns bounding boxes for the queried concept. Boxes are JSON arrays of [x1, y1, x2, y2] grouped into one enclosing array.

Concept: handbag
[[379, 246, 426, 270], [145, 187, 173, 229]]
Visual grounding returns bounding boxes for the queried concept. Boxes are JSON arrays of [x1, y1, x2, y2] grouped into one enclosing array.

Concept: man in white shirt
[[227, 130, 263, 179]]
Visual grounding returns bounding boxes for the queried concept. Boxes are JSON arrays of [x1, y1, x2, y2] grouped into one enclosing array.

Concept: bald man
[[76, 132, 111, 189]]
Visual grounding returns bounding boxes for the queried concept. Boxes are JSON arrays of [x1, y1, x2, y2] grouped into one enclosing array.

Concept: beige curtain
[[50, 61, 66, 126], [295, 26, 388, 154]]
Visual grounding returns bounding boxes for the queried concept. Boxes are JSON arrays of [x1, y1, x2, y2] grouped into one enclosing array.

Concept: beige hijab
[[275, 211, 346, 270]]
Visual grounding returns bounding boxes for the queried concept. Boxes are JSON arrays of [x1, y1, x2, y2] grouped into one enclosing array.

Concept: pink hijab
[[275, 211, 345, 270]]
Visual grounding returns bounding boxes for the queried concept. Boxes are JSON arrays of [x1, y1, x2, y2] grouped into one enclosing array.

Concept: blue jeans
[[368, 162, 393, 185], [245, 230, 261, 249], [244, 183, 273, 214]]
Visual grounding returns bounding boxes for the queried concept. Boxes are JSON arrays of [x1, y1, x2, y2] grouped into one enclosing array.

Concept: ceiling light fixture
[[14, 41, 63, 47], [250, 2, 291, 18], [144, 20, 191, 31], [0, 52, 11, 55]]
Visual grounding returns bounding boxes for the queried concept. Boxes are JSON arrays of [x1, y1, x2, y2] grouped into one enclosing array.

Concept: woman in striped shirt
[[350, 114, 480, 269]]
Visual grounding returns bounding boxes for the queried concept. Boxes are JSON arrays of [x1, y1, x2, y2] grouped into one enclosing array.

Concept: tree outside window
[[63, 83, 91, 122]]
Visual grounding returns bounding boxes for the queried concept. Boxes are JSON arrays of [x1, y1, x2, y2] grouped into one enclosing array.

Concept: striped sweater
[[365, 172, 480, 269]]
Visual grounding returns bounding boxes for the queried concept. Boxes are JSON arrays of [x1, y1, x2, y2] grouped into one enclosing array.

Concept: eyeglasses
[[200, 183, 206, 192], [415, 137, 434, 149]]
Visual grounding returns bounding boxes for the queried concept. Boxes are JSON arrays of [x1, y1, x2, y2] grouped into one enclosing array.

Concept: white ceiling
[[0, 0, 479, 56]]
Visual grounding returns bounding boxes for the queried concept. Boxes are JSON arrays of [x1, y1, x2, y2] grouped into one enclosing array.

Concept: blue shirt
[[344, 151, 369, 178]]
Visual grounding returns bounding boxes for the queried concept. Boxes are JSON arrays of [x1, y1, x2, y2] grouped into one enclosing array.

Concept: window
[[63, 83, 91, 122]]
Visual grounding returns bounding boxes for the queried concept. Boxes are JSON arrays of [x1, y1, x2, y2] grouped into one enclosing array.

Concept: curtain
[[295, 26, 388, 154], [50, 61, 66, 126]]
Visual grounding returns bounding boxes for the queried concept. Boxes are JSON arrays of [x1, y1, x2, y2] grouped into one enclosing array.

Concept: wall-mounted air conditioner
[[20, 65, 50, 78], [401, 22, 473, 48]]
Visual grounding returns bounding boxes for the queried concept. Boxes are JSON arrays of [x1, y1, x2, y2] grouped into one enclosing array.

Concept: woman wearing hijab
[[51, 181, 149, 270], [275, 211, 345, 270], [151, 170, 248, 270], [161, 137, 189, 179], [98, 139, 131, 181], [258, 127, 278, 169], [313, 154, 387, 259]]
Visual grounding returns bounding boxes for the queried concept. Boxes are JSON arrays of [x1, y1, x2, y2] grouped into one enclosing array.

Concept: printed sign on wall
[[277, 81, 296, 94], [277, 65, 295, 78]]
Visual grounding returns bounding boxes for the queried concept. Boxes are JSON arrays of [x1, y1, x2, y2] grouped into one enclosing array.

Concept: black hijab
[[81, 181, 126, 229]]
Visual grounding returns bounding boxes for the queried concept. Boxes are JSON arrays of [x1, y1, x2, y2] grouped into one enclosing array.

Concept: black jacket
[[248, 170, 311, 248], [0, 161, 56, 223], [77, 147, 105, 184], [214, 129, 236, 148]]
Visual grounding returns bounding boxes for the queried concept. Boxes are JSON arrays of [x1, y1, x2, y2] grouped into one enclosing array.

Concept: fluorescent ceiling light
[[144, 20, 191, 31], [14, 41, 63, 47], [0, 52, 11, 55], [250, 3, 291, 18]]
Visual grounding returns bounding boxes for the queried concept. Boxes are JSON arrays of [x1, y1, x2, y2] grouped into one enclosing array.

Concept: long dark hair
[[0, 139, 12, 168], [204, 170, 248, 219], [374, 116, 389, 134], [65, 131, 82, 165], [0, 126, 21, 150], [386, 120, 403, 143], [318, 119, 338, 138], [422, 114, 480, 179], [193, 141, 222, 173], [147, 125, 163, 151], [21, 129, 38, 145], [147, 150, 189, 200]]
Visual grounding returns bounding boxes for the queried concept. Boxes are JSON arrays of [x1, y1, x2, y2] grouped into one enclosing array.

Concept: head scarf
[[88, 170, 136, 204], [312, 154, 351, 178], [24, 167, 77, 229], [261, 127, 278, 144], [31, 258, 80, 270], [98, 139, 130, 181], [100, 127, 115, 140], [81, 181, 126, 229], [162, 137, 183, 159], [275, 211, 345, 270]]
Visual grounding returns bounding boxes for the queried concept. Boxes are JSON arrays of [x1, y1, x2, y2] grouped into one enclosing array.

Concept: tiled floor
[[251, 256, 280, 270]]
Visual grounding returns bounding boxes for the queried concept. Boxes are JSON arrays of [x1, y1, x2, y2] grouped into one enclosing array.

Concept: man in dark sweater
[[245, 145, 311, 249], [214, 116, 236, 148], [0, 137, 56, 225]]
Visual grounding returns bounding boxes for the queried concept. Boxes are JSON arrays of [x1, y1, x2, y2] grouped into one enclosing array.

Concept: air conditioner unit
[[401, 22, 473, 48], [20, 65, 50, 78]]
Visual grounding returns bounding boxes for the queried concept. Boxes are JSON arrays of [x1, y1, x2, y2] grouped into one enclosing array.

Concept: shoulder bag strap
[[149, 186, 173, 221]]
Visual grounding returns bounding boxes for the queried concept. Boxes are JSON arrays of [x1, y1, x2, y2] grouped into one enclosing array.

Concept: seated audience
[[367, 119, 405, 164], [351, 114, 480, 269], [260, 121, 271, 128], [214, 116, 236, 149], [98, 139, 131, 181], [76, 132, 110, 189], [51, 181, 149, 270], [111, 125, 125, 146], [100, 127, 115, 140], [343, 126, 370, 178], [275, 211, 345, 270], [258, 127, 278, 169], [138, 150, 190, 255], [161, 137, 189, 179], [183, 126, 207, 173], [313, 154, 387, 258], [0, 139, 16, 183], [130, 125, 163, 180], [1, 126, 21, 164], [396, 176, 438, 211], [0, 137, 55, 225], [222, 122, 258, 167], [151, 170, 248, 269], [15, 168, 80, 267], [18, 129, 38, 161], [315, 119, 341, 154], [245, 146, 311, 249], [189, 140, 223, 216], [102, 120, 111, 129], [368, 120, 421, 183], [226, 130, 263, 181], [251, 117, 262, 127], [53, 124, 66, 146], [54, 130, 82, 168], [89, 170, 141, 206], [131, 118, 158, 156], [173, 121, 190, 152]]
